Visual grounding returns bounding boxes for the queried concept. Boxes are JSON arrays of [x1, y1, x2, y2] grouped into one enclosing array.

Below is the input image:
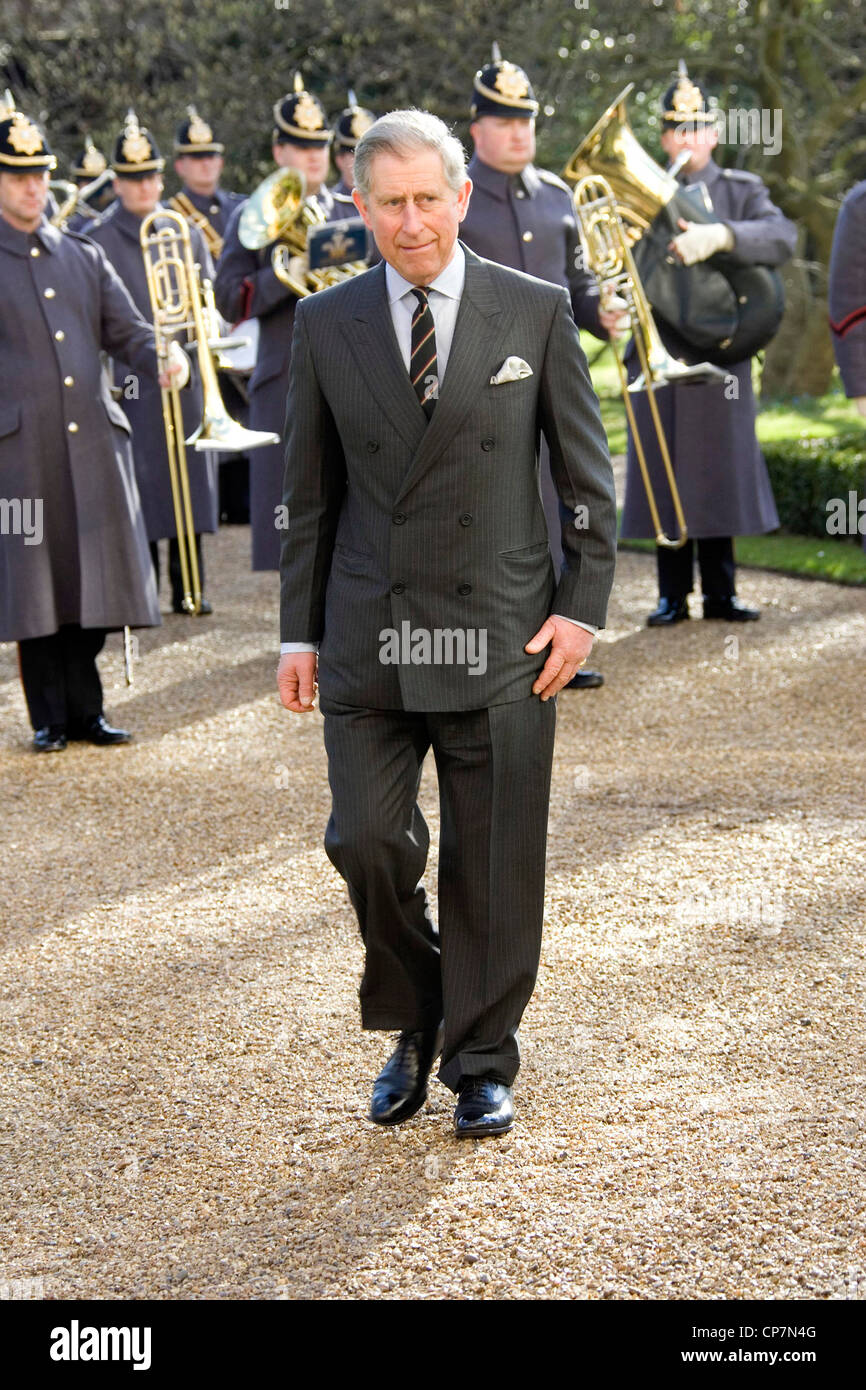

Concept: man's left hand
[[526, 616, 595, 701], [669, 217, 734, 265]]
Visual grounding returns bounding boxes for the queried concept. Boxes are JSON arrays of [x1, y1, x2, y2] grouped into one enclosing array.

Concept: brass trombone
[[139, 208, 278, 613], [573, 173, 724, 549]]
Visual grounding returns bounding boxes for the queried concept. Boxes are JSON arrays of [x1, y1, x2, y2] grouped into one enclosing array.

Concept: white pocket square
[[490, 356, 534, 385]]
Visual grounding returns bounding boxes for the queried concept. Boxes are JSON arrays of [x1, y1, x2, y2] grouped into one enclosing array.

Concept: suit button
[[44, 287, 56, 299], [67, 422, 79, 433], [366, 440, 379, 452], [481, 438, 494, 451], [522, 230, 533, 242], [392, 512, 406, 525], [54, 330, 65, 341], [64, 375, 74, 387], [391, 582, 405, 595], [457, 583, 472, 596], [515, 189, 526, 199], [459, 513, 473, 526], [30, 247, 40, 257]]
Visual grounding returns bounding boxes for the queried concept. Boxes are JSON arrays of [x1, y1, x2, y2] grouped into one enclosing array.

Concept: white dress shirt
[[281, 243, 596, 652]]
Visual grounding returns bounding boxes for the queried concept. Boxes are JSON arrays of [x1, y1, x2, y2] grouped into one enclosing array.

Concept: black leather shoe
[[172, 597, 213, 615], [369, 1023, 444, 1126], [703, 596, 760, 622], [454, 1076, 514, 1138], [647, 596, 689, 627], [82, 715, 131, 746], [33, 725, 67, 753], [564, 669, 604, 690]]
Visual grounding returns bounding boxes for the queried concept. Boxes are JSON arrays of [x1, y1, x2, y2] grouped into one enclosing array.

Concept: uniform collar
[[677, 154, 722, 187], [0, 212, 61, 256], [385, 241, 466, 304], [467, 154, 540, 201], [181, 186, 224, 210]]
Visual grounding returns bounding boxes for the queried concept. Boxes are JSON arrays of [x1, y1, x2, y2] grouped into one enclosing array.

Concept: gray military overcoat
[[87, 202, 219, 543], [620, 158, 796, 540], [0, 216, 160, 641]]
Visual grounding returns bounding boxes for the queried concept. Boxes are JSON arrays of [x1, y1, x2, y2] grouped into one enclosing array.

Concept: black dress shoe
[[565, 669, 604, 690], [172, 597, 213, 615], [33, 725, 67, 753], [647, 596, 690, 627], [82, 715, 131, 746], [703, 596, 760, 622], [454, 1076, 514, 1139], [369, 1023, 444, 1126]]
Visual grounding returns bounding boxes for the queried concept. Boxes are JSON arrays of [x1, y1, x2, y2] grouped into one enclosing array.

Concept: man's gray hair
[[353, 108, 467, 199]]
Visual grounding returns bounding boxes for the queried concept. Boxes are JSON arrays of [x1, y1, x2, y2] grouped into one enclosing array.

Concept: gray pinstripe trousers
[[320, 694, 557, 1092]]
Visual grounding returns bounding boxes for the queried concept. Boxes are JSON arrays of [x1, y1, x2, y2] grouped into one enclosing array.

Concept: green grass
[[619, 526, 866, 586]]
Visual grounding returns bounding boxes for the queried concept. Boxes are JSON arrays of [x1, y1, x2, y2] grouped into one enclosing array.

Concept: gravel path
[[1, 525, 864, 1301]]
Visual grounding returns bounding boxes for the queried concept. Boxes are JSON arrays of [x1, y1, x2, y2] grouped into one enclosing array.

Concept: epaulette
[[720, 168, 763, 184], [537, 168, 571, 194]]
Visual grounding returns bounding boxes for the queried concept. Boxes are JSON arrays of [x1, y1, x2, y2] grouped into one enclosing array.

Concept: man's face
[[660, 123, 718, 173], [174, 153, 224, 196], [470, 116, 536, 175], [273, 142, 331, 195], [113, 173, 163, 216], [353, 149, 472, 285], [334, 149, 355, 185], [0, 169, 50, 231]]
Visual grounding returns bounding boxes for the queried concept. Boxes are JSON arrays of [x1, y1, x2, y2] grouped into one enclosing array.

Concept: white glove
[[166, 338, 190, 388], [855, 397, 866, 421], [669, 220, 735, 266], [599, 290, 631, 337], [287, 253, 310, 286]]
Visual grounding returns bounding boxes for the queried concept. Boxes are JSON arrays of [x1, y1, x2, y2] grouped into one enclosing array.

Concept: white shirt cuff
[[553, 615, 598, 636], [280, 642, 318, 654]]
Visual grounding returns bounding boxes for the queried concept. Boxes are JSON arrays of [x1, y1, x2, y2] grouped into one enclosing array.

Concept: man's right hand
[[277, 652, 318, 713]]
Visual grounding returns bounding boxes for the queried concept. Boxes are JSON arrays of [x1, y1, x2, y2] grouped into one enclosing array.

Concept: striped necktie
[[410, 286, 438, 419]]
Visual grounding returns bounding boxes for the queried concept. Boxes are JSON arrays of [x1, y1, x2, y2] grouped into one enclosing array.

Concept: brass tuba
[[563, 84, 784, 366], [139, 208, 279, 613], [238, 168, 368, 296]]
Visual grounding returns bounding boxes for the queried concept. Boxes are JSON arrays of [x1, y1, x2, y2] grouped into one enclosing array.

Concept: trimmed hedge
[[762, 435, 866, 541]]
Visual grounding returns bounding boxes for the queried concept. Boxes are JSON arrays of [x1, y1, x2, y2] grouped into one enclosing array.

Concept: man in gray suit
[[277, 110, 616, 1137]]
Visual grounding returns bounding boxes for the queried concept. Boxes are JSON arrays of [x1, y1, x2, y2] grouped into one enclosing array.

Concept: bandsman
[[0, 97, 172, 751], [332, 91, 376, 204], [619, 67, 796, 625], [88, 111, 219, 614], [459, 47, 626, 688], [170, 105, 244, 262], [215, 75, 347, 570], [65, 135, 115, 231]]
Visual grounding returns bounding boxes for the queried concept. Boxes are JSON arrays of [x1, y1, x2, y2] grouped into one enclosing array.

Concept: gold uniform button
[[64, 375, 74, 387], [67, 422, 79, 434], [54, 330, 65, 341], [44, 287, 56, 298], [522, 230, 533, 242], [30, 246, 40, 257], [515, 190, 526, 199]]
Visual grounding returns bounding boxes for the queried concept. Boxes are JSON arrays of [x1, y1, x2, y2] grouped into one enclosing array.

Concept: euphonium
[[238, 168, 368, 295], [563, 84, 784, 366], [573, 172, 728, 549]]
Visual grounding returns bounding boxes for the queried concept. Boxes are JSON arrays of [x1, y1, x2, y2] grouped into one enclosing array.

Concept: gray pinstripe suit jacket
[[279, 243, 616, 712]]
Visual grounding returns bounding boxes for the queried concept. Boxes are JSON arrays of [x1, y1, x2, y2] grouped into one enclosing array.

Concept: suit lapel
[[341, 263, 428, 452], [393, 246, 513, 505]]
